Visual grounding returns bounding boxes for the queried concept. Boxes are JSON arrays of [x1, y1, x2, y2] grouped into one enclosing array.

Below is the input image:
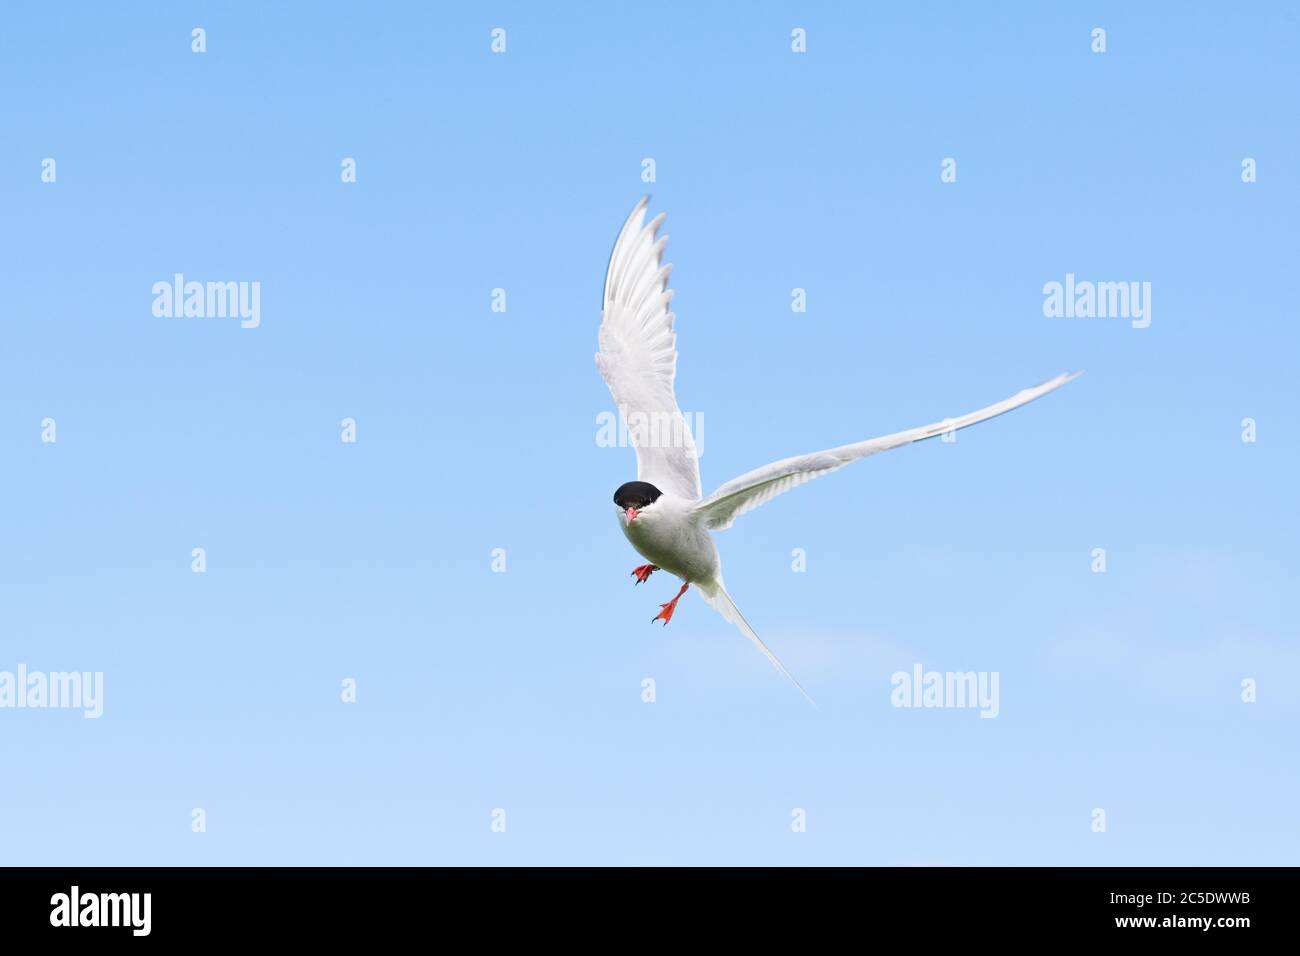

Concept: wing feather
[[596, 198, 702, 500], [693, 371, 1081, 531]]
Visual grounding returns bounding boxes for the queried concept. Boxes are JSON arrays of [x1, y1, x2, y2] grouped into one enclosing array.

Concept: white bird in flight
[[597, 197, 1080, 703]]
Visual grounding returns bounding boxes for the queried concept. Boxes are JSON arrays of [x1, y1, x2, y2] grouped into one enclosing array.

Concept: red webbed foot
[[653, 582, 689, 626], [631, 564, 659, 585]]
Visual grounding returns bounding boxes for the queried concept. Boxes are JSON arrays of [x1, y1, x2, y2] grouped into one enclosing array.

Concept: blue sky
[[1, 2, 1296, 865]]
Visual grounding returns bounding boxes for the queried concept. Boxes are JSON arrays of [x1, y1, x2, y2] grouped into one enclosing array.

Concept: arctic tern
[[597, 197, 1079, 702]]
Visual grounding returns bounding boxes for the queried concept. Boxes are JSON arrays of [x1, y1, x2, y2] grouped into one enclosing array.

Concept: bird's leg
[[653, 582, 689, 626], [631, 564, 659, 585]]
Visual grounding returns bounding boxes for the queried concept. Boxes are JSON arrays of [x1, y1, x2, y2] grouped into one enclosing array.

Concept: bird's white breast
[[618, 496, 719, 584]]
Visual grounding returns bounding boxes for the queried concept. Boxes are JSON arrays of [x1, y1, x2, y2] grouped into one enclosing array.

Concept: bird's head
[[613, 480, 662, 527]]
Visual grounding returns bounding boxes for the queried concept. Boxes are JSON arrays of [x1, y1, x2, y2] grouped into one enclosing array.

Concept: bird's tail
[[699, 580, 815, 706]]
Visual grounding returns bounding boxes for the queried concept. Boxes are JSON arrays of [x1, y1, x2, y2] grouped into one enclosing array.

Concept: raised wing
[[692, 371, 1081, 531], [596, 197, 702, 500]]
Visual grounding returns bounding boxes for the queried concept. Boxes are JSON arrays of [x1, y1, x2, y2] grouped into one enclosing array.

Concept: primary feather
[[693, 371, 1081, 531], [596, 197, 702, 501]]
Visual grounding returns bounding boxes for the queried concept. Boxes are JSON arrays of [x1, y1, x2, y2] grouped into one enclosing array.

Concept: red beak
[[624, 507, 639, 526]]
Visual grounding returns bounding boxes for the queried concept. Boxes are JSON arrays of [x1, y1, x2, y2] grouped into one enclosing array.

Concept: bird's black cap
[[613, 481, 662, 510]]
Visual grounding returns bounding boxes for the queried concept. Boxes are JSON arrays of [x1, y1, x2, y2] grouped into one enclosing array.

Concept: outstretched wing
[[692, 371, 1081, 531], [596, 197, 702, 501]]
